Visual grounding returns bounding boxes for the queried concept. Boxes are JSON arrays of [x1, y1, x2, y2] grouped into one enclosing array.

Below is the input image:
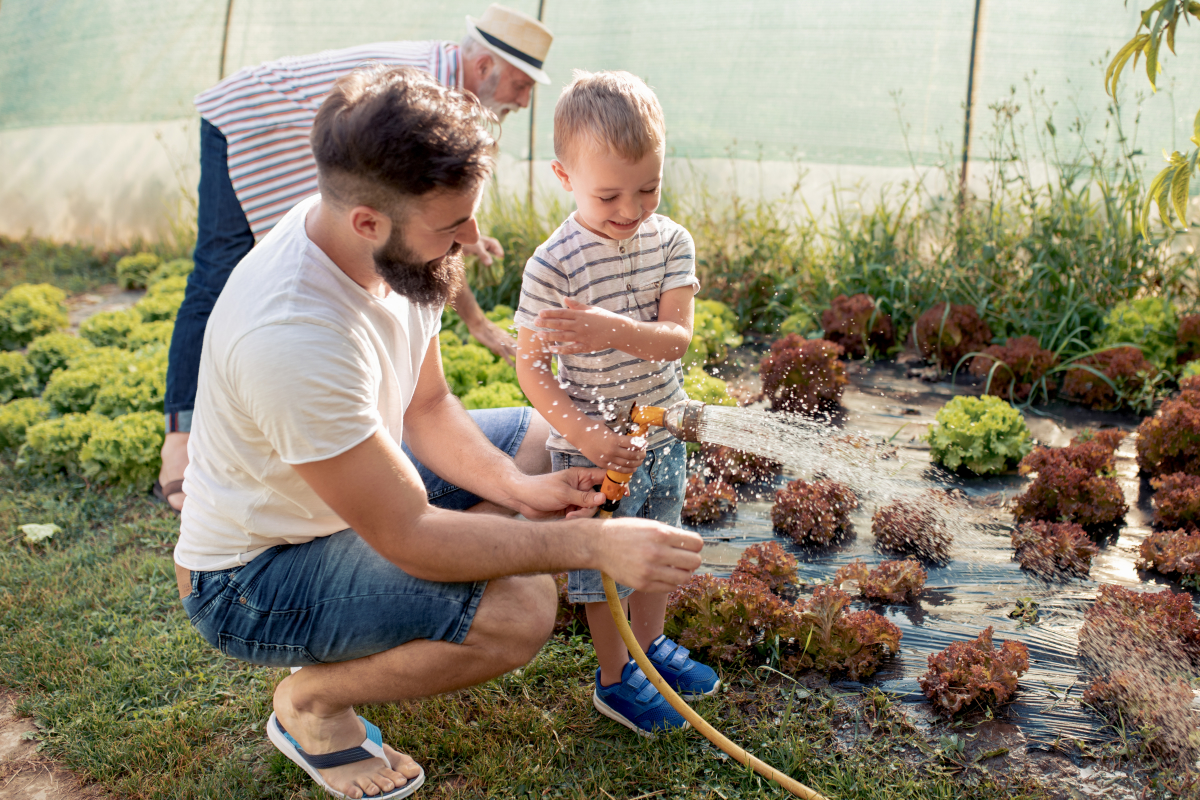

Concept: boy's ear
[[550, 160, 573, 192]]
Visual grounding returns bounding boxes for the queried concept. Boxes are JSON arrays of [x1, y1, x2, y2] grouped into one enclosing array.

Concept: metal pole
[[219, 0, 236, 80], [528, 0, 546, 208], [959, 0, 986, 206]]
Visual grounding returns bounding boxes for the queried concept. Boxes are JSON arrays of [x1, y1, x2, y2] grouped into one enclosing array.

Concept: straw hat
[[465, 4, 553, 85]]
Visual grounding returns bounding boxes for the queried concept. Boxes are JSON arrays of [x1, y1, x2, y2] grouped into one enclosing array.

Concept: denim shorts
[[180, 406, 531, 667], [551, 439, 686, 603]]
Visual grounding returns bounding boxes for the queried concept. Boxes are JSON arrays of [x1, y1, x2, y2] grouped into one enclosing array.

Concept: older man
[[174, 65, 702, 799], [157, 5, 550, 512]]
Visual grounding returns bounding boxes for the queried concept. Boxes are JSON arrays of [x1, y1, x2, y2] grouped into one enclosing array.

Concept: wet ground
[[690, 352, 1198, 759]]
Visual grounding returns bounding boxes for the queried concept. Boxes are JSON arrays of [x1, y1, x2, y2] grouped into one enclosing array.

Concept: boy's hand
[[535, 297, 631, 355], [577, 424, 646, 473]]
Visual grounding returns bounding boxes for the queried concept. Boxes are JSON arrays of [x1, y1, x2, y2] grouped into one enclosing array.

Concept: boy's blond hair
[[553, 70, 665, 165]]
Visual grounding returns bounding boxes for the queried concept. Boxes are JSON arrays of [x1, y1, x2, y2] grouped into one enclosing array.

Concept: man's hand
[[461, 235, 504, 267], [505, 466, 609, 520], [467, 316, 517, 365], [535, 297, 631, 355], [575, 425, 646, 473], [593, 519, 704, 594]]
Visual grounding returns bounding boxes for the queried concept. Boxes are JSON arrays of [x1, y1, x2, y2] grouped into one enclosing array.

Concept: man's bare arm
[[288, 429, 703, 592]]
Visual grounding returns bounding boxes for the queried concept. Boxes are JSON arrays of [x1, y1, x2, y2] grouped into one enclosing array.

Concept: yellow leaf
[[1170, 155, 1191, 228], [1193, 108, 1200, 147]]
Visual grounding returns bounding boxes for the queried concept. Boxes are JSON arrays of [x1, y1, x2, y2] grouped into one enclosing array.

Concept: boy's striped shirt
[[195, 41, 461, 241], [514, 213, 700, 453]]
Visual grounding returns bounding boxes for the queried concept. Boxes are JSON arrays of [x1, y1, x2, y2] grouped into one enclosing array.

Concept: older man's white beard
[[475, 68, 521, 122]]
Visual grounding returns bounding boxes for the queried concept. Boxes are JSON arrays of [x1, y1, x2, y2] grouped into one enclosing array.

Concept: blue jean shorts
[[551, 439, 686, 604], [180, 406, 531, 667]]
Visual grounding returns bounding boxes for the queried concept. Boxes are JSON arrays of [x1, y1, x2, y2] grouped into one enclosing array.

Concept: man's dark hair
[[312, 65, 496, 210]]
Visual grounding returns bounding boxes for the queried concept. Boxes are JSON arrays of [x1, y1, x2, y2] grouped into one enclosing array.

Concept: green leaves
[[925, 395, 1032, 476], [1141, 150, 1196, 234]]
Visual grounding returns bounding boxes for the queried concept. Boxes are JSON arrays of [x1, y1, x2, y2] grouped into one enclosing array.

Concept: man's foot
[[274, 683, 422, 798], [592, 662, 688, 737], [158, 431, 189, 512], [643, 635, 721, 699]]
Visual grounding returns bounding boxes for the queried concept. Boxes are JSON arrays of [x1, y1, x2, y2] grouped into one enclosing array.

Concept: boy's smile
[[550, 147, 664, 240]]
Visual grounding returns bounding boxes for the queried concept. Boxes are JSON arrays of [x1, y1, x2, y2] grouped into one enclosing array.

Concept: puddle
[[687, 357, 1197, 746]]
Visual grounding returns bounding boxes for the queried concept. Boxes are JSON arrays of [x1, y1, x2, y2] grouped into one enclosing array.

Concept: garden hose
[[592, 402, 829, 800]]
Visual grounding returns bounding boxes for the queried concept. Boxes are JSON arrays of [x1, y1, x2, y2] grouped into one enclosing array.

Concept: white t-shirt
[[174, 194, 442, 571]]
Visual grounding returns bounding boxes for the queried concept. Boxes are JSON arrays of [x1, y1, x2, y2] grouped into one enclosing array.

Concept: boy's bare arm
[[516, 326, 647, 473], [534, 286, 695, 362]]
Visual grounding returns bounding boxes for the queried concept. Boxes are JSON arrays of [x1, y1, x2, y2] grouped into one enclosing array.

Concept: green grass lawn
[[0, 464, 1059, 800]]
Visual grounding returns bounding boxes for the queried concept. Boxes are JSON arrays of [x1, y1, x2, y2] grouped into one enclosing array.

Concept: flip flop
[[266, 712, 424, 799], [152, 479, 185, 516]]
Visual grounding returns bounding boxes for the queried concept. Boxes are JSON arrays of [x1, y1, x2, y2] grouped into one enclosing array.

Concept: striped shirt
[[515, 213, 700, 453], [194, 41, 461, 241]]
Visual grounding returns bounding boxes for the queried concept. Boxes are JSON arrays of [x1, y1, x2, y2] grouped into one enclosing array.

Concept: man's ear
[[550, 160, 572, 192], [349, 206, 389, 245], [473, 53, 495, 81]]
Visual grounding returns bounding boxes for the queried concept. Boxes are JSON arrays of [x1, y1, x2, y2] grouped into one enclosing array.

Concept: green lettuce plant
[[91, 347, 167, 417], [925, 395, 1032, 475], [17, 412, 104, 476], [0, 352, 37, 403], [1097, 297, 1178, 368], [80, 411, 164, 492], [79, 308, 142, 348], [683, 367, 737, 407], [127, 320, 174, 350], [26, 332, 93, 385], [0, 398, 50, 449], [685, 299, 743, 368], [115, 253, 161, 289], [42, 347, 135, 414], [460, 382, 528, 410], [134, 277, 186, 322], [0, 283, 68, 350], [147, 258, 193, 287]]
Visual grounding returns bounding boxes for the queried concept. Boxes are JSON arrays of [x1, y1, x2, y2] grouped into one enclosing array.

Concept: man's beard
[[373, 229, 464, 309]]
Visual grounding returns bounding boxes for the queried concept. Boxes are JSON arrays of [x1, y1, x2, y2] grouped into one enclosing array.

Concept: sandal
[[152, 479, 185, 515], [266, 713, 424, 799]]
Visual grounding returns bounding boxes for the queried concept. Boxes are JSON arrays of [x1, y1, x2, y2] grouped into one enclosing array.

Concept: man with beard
[[172, 66, 703, 800], [157, 4, 552, 513]]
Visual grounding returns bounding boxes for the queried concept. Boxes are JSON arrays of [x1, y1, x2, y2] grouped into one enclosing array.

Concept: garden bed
[[687, 350, 1196, 753]]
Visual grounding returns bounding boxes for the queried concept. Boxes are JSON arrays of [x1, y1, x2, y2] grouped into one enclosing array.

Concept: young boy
[[514, 70, 720, 735]]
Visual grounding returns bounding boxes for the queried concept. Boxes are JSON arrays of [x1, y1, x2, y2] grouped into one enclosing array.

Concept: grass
[[0, 234, 194, 297], [0, 466, 1064, 800]]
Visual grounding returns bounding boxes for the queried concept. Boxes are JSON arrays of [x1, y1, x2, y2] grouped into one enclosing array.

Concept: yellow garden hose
[[592, 404, 829, 800]]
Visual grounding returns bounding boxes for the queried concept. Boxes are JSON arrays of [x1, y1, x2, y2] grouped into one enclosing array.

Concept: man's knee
[[468, 574, 556, 667]]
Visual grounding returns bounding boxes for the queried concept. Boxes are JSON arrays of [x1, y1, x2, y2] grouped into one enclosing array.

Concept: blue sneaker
[[644, 635, 721, 699], [592, 662, 689, 737]]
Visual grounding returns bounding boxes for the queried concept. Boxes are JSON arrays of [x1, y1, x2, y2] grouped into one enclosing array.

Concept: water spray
[[594, 400, 829, 800]]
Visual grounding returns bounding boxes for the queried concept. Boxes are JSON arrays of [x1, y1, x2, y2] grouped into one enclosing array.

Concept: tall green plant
[[1106, 0, 1200, 233]]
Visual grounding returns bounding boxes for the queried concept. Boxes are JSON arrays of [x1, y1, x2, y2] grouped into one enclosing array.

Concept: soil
[[0, 693, 113, 800]]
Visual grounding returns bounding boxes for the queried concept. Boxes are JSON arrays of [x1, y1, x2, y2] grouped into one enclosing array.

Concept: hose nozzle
[[631, 399, 705, 443]]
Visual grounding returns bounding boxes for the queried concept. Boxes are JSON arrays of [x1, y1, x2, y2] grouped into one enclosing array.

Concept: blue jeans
[[180, 406, 532, 667], [165, 119, 255, 431], [551, 440, 687, 603]]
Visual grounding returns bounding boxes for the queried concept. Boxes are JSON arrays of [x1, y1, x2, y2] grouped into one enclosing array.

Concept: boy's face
[[551, 146, 663, 240]]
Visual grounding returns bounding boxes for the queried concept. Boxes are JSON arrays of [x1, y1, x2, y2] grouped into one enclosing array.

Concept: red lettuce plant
[[759, 335, 848, 414], [918, 627, 1030, 716], [552, 574, 588, 634], [664, 573, 792, 663], [1060, 347, 1156, 410], [780, 586, 903, 680], [820, 293, 894, 360], [1083, 671, 1200, 758], [1137, 529, 1200, 588], [1078, 585, 1200, 672], [1177, 314, 1200, 364], [732, 541, 801, 597], [1011, 429, 1128, 530], [871, 491, 953, 562], [968, 335, 1059, 402], [682, 475, 736, 525], [1150, 472, 1200, 529], [702, 444, 780, 485], [834, 559, 927, 604], [1010, 521, 1099, 577], [772, 478, 857, 545], [914, 302, 992, 370], [1136, 390, 1200, 477]]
